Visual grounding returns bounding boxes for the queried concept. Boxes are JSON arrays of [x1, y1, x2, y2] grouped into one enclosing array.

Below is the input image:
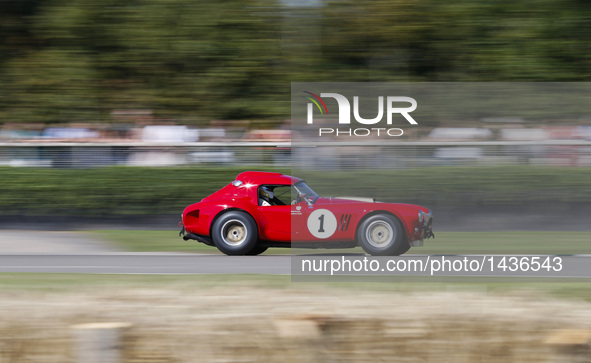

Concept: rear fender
[[209, 205, 262, 239]]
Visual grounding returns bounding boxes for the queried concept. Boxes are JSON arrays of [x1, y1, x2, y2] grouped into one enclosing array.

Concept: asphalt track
[[1, 231, 589, 276], [0, 253, 292, 274], [0, 230, 294, 274], [3, 254, 591, 277]]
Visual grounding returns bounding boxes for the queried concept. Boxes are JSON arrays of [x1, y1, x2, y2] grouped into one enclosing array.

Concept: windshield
[[293, 181, 319, 204]]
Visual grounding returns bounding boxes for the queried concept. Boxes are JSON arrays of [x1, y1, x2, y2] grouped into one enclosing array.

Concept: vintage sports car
[[179, 171, 434, 256]]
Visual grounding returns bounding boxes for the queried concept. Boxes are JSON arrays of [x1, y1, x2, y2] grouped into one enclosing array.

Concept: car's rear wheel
[[212, 211, 258, 255], [357, 214, 407, 256]]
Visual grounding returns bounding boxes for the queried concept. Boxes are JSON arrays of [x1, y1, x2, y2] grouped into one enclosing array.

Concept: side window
[[259, 185, 290, 206], [272, 186, 291, 205]]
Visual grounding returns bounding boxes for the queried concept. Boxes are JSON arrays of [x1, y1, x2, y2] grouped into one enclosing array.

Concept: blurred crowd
[[3, 116, 591, 145], [0, 111, 292, 144], [1, 0, 591, 167], [2, 117, 591, 168]]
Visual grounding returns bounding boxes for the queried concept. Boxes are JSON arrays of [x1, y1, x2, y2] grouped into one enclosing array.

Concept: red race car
[[179, 171, 434, 256]]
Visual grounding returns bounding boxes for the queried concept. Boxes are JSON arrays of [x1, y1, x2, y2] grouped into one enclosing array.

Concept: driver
[[259, 186, 274, 206]]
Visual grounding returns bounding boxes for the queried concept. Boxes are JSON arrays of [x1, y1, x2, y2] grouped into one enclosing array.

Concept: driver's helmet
[[260, 186, 274, 201]]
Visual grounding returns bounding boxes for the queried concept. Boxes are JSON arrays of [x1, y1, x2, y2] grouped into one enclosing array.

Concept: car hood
[[330, 196, 376, 203], [315, 197, 427, 212]]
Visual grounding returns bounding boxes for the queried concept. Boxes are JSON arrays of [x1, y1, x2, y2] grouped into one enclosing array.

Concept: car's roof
[[235, 171, 301, 185]]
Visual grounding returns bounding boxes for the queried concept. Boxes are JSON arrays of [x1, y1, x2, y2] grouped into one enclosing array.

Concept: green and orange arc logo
[[303, 91, 329, 115]]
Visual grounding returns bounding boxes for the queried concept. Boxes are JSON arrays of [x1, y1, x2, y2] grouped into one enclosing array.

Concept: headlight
[[418, 210, 432, 224]]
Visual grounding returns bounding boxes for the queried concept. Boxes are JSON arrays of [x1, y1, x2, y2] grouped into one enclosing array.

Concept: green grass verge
[[1, 273, 591, 303], [92, 230, 216, 253], [0, 274, 292, 292], [419, 231, 591, 255], [91, 230, 591, 255]]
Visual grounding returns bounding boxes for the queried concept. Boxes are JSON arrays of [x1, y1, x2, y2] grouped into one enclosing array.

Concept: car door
[[291, 199, 342, 242], [257, 185, 291, 241]]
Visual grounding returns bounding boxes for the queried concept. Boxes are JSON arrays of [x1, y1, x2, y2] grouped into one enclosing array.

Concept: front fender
[[359, 204, 430, 242]]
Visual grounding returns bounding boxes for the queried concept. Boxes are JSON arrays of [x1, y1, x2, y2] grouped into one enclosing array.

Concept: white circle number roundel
[[307, 209, 338, 239]]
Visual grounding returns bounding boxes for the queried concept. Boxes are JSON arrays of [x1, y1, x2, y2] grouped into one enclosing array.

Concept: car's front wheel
[[212, 211, 259, 255], [357, 214, 408, 256]]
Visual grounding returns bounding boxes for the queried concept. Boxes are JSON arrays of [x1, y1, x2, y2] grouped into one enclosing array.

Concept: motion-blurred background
[[2, 1, 591, 362], [1, 0, 591, 228]]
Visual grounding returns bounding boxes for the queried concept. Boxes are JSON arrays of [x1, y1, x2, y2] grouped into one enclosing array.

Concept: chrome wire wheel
[[221, 219, 248, 246], [365, 220, 395, 248]]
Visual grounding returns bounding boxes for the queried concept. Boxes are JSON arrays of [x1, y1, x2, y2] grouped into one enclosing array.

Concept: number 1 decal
[[307, 209, 337, 239], [318, 214, 325, 233]]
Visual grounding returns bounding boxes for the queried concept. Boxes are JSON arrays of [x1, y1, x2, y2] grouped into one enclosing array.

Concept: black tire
[[395, 243, 411, 256], [212, 211, 259, 255], [357, 214, 407, 256], [246, 245, 268, 256]]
